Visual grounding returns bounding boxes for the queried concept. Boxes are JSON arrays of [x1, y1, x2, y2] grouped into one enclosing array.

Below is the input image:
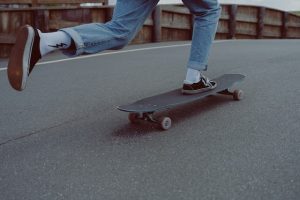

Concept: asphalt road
[[0, 40, 299, 200]]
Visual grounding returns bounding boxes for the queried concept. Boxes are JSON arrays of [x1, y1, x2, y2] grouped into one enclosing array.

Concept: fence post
[[103, 0, 109, 5], [44, 10, 50, 32], [32, 9, 49, 32], [190, 14, 194, 40], [257, 7, 265, 39], [105, 6, 114, 22], [282, 12, 289, 38], [31, 0, 38, 7], [82, 8, 91, 23], [228, 4, 237, 39], [153, 6, 161, 42]]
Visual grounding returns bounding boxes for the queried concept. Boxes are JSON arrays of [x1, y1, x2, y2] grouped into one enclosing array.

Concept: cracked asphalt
[[0, 40, 299, 200]]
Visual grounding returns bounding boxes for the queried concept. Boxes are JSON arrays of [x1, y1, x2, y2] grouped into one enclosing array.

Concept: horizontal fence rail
[[0, 4, 300, 57], [0, 0, 107, 6]]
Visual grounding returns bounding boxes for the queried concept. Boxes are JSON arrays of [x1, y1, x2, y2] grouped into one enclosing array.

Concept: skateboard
[[117, 74, 245, 130]]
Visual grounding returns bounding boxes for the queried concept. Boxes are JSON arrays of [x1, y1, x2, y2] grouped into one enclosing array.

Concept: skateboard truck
[[128, 112, 172, 130], [218, 89, 244, 101]]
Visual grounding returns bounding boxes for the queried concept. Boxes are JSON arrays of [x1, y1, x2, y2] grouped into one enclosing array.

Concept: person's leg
[[181, 0, 221, 94], [7, 0, 159, 91], [60, 0, 159, 56]]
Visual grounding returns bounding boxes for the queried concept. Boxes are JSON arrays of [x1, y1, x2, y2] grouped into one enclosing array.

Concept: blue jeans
[[61, 0, 221, 71]]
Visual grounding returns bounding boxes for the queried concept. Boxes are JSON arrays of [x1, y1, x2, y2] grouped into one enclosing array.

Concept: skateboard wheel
[[233, 89, 244, 101], [158, 117, 172, 130], [128, 113, 140, 124]]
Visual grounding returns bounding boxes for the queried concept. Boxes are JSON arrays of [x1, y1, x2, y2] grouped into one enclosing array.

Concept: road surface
[[0, 40, 299, 200]]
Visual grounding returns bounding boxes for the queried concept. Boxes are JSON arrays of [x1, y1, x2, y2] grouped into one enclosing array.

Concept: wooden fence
[[0, 0, 108, 6], [219, 5, 300, 39], [0, 4, 300, 58]]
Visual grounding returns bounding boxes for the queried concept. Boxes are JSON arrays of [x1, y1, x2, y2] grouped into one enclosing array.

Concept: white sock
[[38, 30, 72, 56], [184, 68, 201, 84]]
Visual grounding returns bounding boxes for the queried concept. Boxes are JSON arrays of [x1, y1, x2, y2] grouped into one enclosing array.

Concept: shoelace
[[201, 76, 213, 87]]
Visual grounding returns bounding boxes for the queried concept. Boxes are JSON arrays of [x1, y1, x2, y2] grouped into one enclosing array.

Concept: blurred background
[[0, 0, 300, 58]]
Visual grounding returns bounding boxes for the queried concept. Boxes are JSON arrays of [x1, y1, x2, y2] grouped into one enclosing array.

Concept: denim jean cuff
[[59, 28, 85, 57], [187, 61, 208, 71]]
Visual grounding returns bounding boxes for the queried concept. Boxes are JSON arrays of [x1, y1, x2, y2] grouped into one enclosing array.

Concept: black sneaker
[[182, 75, 217, 94], [7, 25, 41, 91]]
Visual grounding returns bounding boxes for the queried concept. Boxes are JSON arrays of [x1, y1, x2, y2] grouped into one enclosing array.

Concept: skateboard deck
[[117, 74, 245, 130]]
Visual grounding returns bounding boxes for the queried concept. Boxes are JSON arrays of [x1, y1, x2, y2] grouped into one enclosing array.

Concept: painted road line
[[38, 40, 226, 66], [0, 40, 228, 72], [37, 43, 192, 65]]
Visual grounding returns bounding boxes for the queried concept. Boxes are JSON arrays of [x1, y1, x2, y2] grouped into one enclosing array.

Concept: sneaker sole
[[7, 25, 34, 91], [181, 82, 217, 95]]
